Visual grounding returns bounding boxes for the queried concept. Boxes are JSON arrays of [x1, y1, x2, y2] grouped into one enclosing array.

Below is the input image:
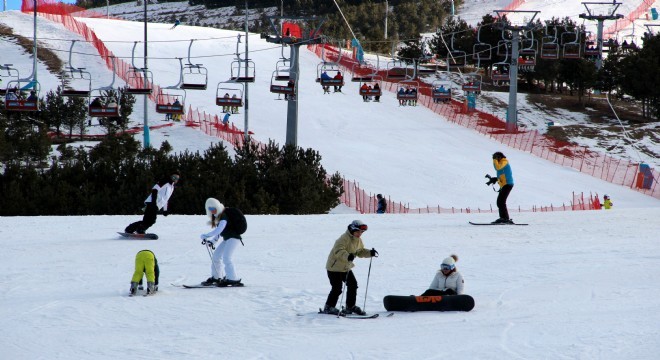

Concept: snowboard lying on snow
[[383, 294, 475, 312]]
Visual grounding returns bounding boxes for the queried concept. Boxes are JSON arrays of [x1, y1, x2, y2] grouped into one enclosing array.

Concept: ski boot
[[129, 282, 138, 296], [321, 304, 340, 315], [218, 278, 243, 287], [201, 277, 220, 286], [146, 282, 156, 295], [343, 305, 366, 316]]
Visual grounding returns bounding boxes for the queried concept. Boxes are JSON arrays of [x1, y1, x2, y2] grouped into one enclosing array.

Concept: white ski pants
[[211, 238, 240, 280]]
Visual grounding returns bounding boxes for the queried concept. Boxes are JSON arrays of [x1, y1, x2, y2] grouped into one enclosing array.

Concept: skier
[[125, 171, 180, 234], [376, 194, 387, 214], [487, 151, 514, 224], [222, 112, 231, 127], [421, 254, 464, 296], [322, 220, 378, 315], [603, 194, 613, 209], [130, 249, 159, 296], [170, 19, 181, 30], [199, 198, 246, 287]]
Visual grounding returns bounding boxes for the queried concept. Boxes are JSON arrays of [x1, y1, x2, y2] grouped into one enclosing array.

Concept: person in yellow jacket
[[603, 195, 613, 209], [130, 250, 159, 296], [322, 220, 378, 316]]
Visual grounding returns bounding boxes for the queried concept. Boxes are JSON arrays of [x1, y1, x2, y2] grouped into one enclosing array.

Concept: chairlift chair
[[473, 25, 492, 61], [155, 89, 185, 115], [179, 39, 208, 90], [0, 64, 20, 96], [61, 67, 92, 97], [561, 27, 581, 59], [358, 75, 383, 100], [396, 79, 420, 104], [351, 63, 376, 82], [60, 40, 92, 97], [431, 74, 453, 103], [216, 84, 244, 109], [491, 62, 510, 85], [181, 64, 208, 90], [462, 73, 482, 93], [518, 35, 538, 71], [274, 59, 291, 81], [3, 79, 40, 112], [317, 62, 344, 91], [417, 58, 437, 75], [386, 59, 410, 79], [540, 26, 560, 60], [269, 71, 295, 96], [230, 60, 256, 83], [88, 88, 120, 117], [124, 67, 154, 95]]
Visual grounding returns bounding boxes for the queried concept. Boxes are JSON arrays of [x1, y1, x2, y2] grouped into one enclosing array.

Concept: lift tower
[[494, 10, 539, 133], [262, 17, 326, 147], [579, 2, 624, 70]]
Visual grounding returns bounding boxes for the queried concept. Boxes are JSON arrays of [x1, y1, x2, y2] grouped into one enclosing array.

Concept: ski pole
[[362, 257, 373, 312]]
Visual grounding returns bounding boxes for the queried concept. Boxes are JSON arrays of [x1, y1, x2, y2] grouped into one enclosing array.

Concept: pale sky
[[3, 0, 77, 11]]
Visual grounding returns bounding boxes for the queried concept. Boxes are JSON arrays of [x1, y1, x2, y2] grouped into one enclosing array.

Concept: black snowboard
[[383, 295, 475, 312], [117, 232, 159, 240]]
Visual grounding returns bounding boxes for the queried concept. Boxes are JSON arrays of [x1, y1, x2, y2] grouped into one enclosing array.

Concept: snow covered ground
[[1, 209, 659, 359], [1, 7, 659, 360]]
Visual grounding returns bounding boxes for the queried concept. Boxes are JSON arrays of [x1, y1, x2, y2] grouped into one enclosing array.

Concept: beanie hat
[[441, 254, 459, 270]]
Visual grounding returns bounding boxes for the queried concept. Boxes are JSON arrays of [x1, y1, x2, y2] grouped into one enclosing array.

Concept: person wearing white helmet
[[322, 220, 379, 315], [421, 254, 464, 296]]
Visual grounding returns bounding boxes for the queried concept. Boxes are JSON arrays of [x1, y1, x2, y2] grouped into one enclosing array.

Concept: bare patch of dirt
[[0, 23, 63, 76]]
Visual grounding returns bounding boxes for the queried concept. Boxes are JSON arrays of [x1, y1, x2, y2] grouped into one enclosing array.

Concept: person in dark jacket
[[376, 194, 387, 214]]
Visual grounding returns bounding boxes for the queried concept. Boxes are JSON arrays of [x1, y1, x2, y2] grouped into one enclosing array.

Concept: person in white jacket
[[124, 172, 180, 234], [421, 254, 464, 296]]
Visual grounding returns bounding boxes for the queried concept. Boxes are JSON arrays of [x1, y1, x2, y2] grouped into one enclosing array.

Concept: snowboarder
[[376, 194, 387, 214], [199, 198, 246, 287], [222, 112, 231, 127], [322, 220, 378, 315], [603, 194, 613, 209], [487, 151, 514, 224], [421, 254, 464, 296], [125, 171, 180, 234], [130, 249, 159, 296]]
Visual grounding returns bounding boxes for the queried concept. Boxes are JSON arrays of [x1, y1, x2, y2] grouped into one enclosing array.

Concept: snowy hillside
[[1, 10, 658, 210]]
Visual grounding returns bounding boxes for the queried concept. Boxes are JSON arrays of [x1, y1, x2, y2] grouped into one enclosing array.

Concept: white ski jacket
[[144, 183, 175, 211], [429, 270, 464, 295]]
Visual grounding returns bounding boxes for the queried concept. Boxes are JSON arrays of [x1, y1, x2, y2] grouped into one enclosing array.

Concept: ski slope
[[2, 10, 657, 210], [1, 9, 659, 360]]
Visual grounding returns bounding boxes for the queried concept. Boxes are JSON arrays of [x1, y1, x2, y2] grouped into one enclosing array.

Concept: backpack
[[225, 207, 247, 235]]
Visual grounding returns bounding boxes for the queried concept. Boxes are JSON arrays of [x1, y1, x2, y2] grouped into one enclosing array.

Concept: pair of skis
[[469, 222, 528, 226]]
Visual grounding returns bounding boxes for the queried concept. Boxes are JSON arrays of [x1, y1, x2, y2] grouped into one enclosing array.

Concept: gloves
[[162, 210, 169, 217], [347, 253, 355, 262], [201, 238, 215, 250], [370, 248, 379, 257]]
